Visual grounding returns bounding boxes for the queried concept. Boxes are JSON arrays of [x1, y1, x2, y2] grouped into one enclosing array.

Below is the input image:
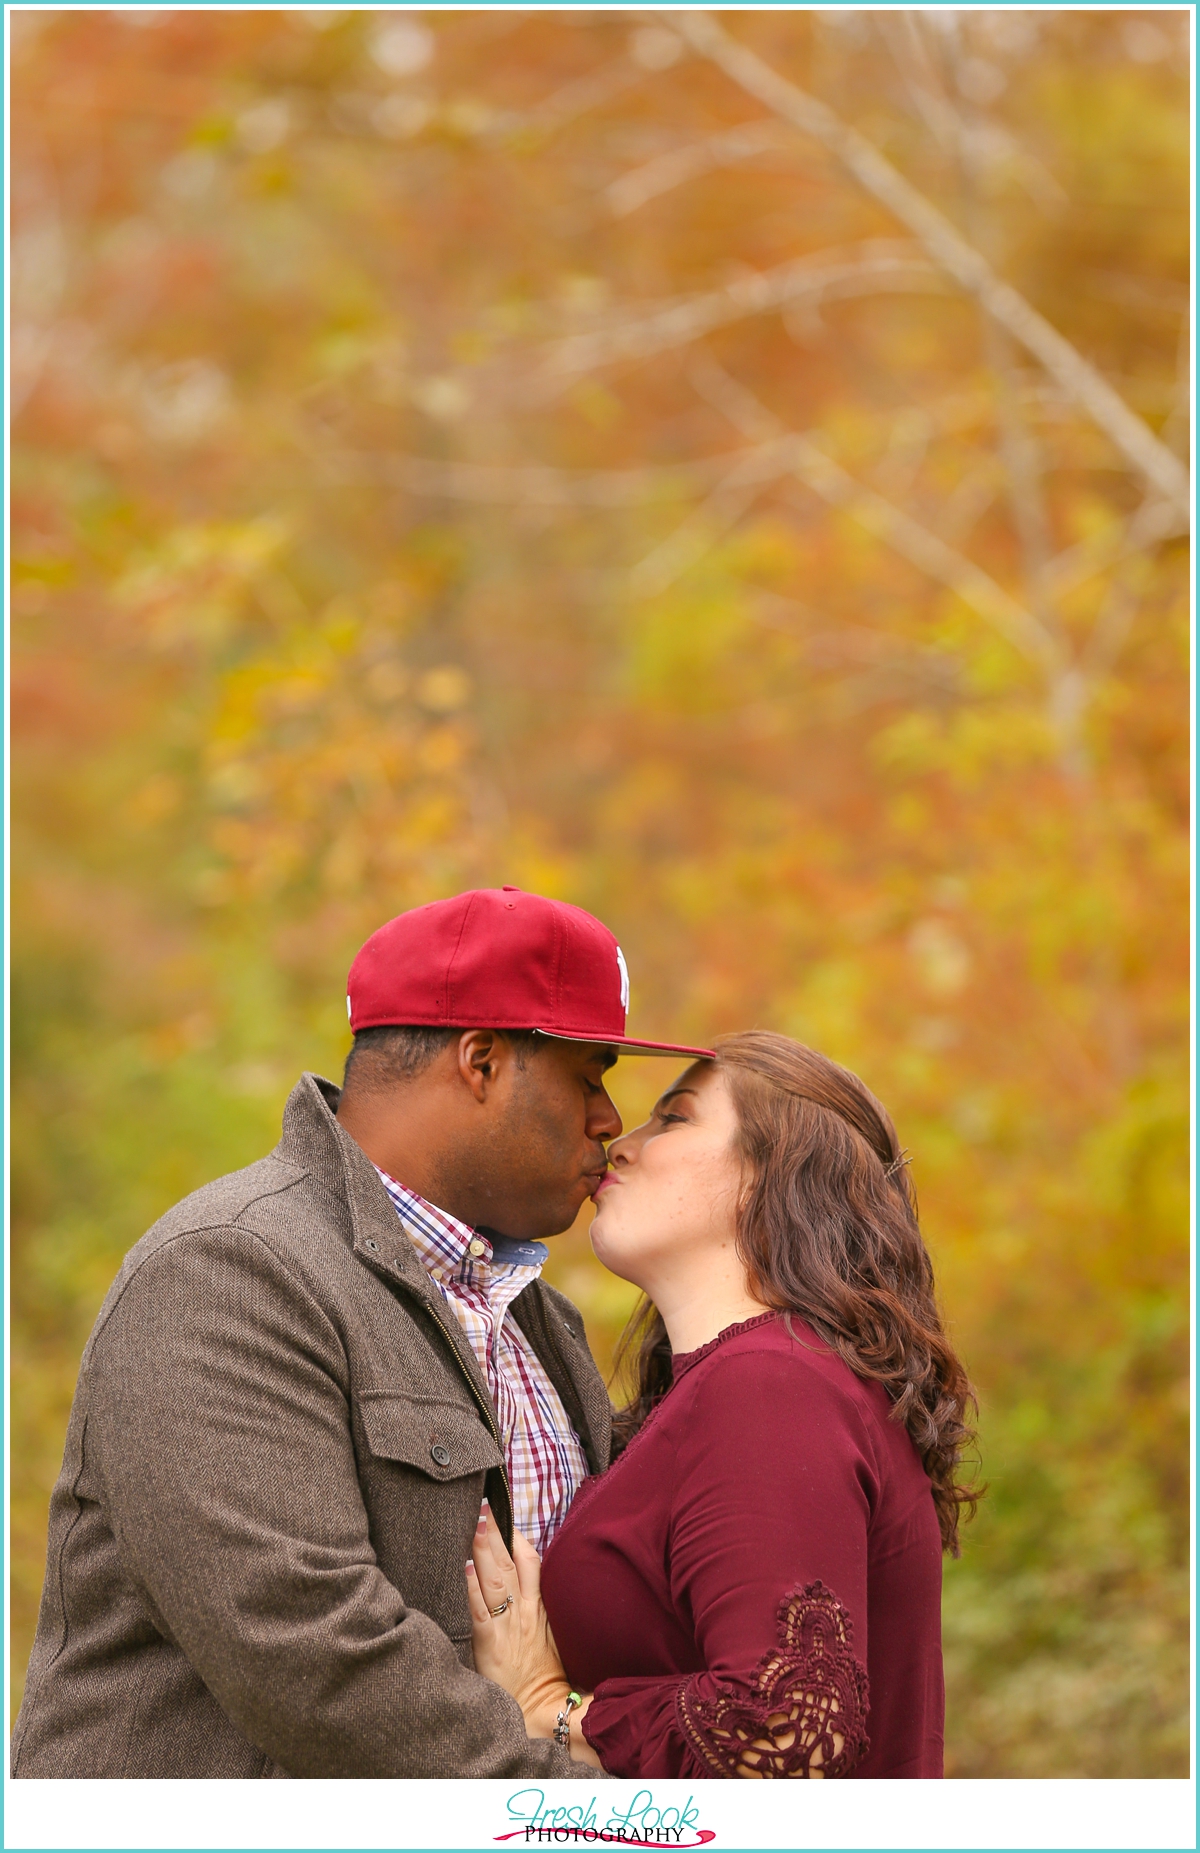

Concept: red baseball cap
[[347, 887, 715, 1059]]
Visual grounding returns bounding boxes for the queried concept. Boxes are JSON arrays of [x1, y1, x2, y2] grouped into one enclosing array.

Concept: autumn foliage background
[[11, 8, 1190, 1775]]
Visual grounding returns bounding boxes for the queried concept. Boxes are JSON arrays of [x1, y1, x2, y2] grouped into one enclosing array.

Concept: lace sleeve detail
[[676, 1581, 870, 1779]]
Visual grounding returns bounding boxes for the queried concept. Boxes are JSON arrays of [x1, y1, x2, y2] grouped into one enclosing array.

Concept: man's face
[[480, 1039, 622, 1242]]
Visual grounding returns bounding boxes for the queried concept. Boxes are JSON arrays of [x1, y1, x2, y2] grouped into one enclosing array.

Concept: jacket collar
[[275, 1074, 495, 1407], [274, 1073, 609, 1476]]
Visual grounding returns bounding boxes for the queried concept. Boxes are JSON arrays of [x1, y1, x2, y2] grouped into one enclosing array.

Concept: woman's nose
[[606, 1132, 633, 1166]]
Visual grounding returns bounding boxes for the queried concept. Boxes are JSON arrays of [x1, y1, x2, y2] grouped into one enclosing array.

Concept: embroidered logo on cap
[[616, 946, 630, 1013]]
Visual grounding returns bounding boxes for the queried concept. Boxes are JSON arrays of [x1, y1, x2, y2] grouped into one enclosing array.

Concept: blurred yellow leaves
[[908, 917, 973, 997], [416, 664, 472, 713], [115, 517, 291, 650]]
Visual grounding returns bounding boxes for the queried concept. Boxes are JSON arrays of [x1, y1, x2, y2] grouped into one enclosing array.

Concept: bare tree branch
[[607, 118, 792, 217], [940, 25, 1059, 638], [668, 11, 1190, 515], [1079, 575, 1143, 681], [1043, 498, 1188, 600], [537, 241, 942, 381], [882, 12, 1067, 215], [688, 353, 1060, 670], [787, 444, 1059, 669], [938, 468, 999, 547], [11, 134, 70, 419], [507, 57, 644, 140], [316, 442, 752, 507], [629, 446, 788, 592]]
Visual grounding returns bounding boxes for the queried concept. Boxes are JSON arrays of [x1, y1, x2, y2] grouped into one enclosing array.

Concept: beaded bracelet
[[553, 1691, 583, 1751]]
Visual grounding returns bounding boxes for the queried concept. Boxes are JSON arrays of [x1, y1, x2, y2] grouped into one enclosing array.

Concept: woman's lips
[[592, 1171, 616, 1197]]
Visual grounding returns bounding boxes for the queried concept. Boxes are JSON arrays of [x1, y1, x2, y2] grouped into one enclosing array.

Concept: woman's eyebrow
[[658, 1087, 697, 1108]]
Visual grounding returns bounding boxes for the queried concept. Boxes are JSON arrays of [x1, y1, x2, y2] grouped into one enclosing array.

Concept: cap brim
[[533, 1028, 716, 1060]]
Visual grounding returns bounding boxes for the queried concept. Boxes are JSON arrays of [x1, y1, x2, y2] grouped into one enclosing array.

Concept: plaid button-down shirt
[[375, 1168, 589, 1555]]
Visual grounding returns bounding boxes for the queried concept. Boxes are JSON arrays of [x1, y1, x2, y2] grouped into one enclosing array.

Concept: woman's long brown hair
[[610, 1031, 981, 1555]]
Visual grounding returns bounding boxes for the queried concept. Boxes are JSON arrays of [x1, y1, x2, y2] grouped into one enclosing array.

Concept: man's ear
[[456, 1029, 504, 1103]]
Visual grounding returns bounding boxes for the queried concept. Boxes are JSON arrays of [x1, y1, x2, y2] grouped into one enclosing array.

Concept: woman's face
[[589, 1061, 744, 1294]]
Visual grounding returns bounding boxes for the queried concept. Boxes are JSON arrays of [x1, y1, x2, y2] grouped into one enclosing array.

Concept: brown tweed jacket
[[11, 1074, 614, 1779]]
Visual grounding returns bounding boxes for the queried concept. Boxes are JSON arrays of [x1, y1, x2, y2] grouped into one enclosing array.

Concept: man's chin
[[539, 1188, 598, 1240], [489, 1184, 597, 1246]]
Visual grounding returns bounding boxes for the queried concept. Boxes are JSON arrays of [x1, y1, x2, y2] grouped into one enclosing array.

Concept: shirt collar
[[373, 1167, 549, 1291]]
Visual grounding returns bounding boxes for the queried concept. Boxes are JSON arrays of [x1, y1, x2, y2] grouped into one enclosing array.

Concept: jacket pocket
[[355, 1392, 503, 1482]]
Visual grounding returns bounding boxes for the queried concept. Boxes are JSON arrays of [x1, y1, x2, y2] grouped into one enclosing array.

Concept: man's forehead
[[561, 1039, 619, 1072], [528, 1031, 619, 1072]]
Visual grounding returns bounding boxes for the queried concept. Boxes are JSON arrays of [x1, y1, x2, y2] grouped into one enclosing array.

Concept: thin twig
[[11, 130, 70, 418], [787, 442, 1059, 669], [1042, 498, 1188, 600], [689, 353, 1059, 670], [884, 13, 1066, 214], [629, 447, 789, 593], [508, 57, 644, 140], [943, 26, 1057, 638], [668, 10, 1189, 514], [537, 241, 942, 381], [607, 118, 793, 217], [309, 439, 755, 507]]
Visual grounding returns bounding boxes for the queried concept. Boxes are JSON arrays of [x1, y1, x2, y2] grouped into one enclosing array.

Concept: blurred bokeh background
[[11, 8, 1190, 1775]]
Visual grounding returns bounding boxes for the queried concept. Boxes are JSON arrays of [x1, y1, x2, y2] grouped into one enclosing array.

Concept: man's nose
[[588, 1089, 623, 1143]]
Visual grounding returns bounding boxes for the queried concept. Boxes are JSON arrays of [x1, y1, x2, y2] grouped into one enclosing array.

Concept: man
[[12, 887, 713, 1779]]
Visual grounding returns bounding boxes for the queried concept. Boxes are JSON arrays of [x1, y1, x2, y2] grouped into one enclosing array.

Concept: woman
[[465, 1032, 978, 1779]]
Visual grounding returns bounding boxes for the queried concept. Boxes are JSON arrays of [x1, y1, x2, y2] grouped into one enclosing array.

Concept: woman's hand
[[466, 1505, 565, 1719], [466, 1505, 601, 1765]]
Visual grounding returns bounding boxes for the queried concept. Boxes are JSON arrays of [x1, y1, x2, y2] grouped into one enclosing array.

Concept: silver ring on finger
[[490, 1596, 514, 1617]]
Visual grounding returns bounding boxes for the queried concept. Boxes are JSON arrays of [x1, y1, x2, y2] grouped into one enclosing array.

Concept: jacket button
[[563, 1324, 576, 1338], [430, 1444, 451, 1466], [364, 1239, 379, 1251]]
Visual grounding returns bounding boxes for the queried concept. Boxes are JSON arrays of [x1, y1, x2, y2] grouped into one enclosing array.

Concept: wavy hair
[[611, 1031, 981, 1555]]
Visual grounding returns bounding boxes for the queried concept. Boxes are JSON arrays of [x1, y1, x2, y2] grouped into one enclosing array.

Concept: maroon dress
[[539, 1312, 944, 1779]]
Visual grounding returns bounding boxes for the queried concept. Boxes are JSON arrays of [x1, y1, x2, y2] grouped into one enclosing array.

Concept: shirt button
[[468, 1238, 486, 1258], [430, 1444, 451, 1466]]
